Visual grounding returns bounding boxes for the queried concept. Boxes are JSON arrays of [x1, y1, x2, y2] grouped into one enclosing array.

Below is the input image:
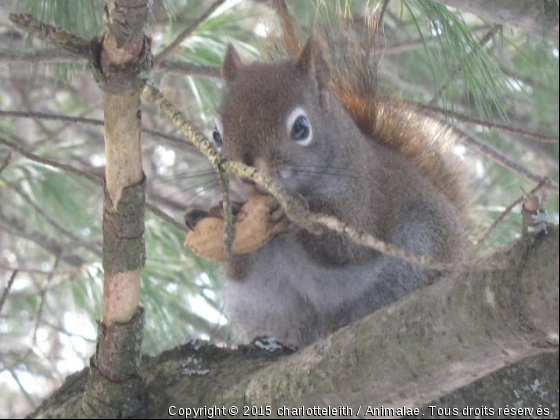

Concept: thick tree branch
[[431, 0, 559, 43], [29, 227, 560, 418]]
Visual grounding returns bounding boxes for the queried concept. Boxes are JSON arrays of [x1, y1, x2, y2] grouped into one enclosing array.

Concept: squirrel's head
[[214, 37, 360, 200]]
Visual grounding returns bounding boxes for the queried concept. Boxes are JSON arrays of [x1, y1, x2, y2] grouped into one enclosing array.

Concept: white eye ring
[[286, 107, 313, 146]]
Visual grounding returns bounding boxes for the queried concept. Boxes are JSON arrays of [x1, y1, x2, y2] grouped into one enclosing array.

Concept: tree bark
[[29, 227, 559, 418], [79, 1, 151, 418], [431, 0, 559, 43]]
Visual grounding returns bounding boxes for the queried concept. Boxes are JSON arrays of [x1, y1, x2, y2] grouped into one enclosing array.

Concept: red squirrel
[[186, 36, 469, 347]]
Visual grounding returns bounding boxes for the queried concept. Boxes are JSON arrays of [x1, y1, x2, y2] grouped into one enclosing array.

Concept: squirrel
[[185, 33, 470, 348]]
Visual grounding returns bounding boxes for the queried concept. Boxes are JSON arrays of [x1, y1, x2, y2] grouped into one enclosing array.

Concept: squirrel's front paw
[[184, 195, 290, 261], [184, 209, 210, 231]]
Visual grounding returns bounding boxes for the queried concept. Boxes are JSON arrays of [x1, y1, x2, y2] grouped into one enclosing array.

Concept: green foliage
[[0, 1, 558, 416]]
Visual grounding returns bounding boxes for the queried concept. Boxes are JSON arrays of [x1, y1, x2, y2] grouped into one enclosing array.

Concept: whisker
[[287, 164, 356, 174], [182, 184, 222, 207], [164, 169, 217, 180], [165, 178, 219, 201], [289, 169, 360, 180]]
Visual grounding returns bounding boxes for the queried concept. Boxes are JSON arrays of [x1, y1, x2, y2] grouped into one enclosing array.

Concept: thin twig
[[0, 110, 198, 151], [154, 0, 226, 64], [0, 270, 18, 315], [0, 136, 188, 233], [146, 202, 188, 232], [0, 263, 86, 276], [31, 254, 61, 345], [0, 47, 221, 79], [1, 177, 102, 257], [412, 101, 559, 143], [8, 369, 35, 408], [0, 136, 102, 184], [142, 82, 504, 272], [156, 60, 221, 79], [429, 26, 499, 105], [454, 126, 559, 192], [0, 151, 11, 175], [476, 178, 551, 246], [0, 47, 78, 63]]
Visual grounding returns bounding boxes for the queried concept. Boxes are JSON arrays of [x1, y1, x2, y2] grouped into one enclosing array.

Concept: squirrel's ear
[[223, 44, 243, 83], [296, 36, 331, 93]]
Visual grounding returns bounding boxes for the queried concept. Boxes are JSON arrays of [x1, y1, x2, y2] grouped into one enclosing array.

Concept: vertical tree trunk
[[79, 1, 152, 418]]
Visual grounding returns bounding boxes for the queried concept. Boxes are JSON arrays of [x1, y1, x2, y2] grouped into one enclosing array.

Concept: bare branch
[[0, 47, 78, 63], [28, 227, 560, 418], [142, 82, 504, 272], [431, 0, 559, 43], [475, 178, 551, 246], [454, 126, 559, 192], [0, 270, 18, 315], [412, 101, 560, 143], [1, 177, 102, 257], [0, 136, 187, 233], [0, 110, 197, 152], [0, 47, 221, 79]]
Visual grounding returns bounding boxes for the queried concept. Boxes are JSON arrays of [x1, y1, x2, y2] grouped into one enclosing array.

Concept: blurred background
[[0, 0, 558, 417]]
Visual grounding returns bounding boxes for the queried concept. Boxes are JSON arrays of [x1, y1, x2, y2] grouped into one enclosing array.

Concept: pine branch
[[154, 0, 226, 64], [454, 126, 559, 191], [0, 110, 198, 152], [431, 0, 559, 43], [0, 47, 221, 78], [412, 101, 560, 143], [0, 136, 187, 234]]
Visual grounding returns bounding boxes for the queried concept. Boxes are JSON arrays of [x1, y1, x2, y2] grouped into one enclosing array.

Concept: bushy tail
[[335, 80, 470, 209]]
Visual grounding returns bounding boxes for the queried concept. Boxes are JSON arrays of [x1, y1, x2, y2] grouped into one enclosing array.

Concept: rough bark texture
[[78, 1, 151, 417], [29, 228, 559, 418], [432, 0, 559, 43]]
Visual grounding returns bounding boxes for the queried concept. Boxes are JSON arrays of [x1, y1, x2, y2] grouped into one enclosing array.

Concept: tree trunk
[[29, 227, 559, 418]]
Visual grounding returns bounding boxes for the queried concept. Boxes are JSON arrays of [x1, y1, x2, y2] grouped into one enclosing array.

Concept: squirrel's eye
[[212, 128, 223, 146], [291, 116, 310, 142], [286, 107, 313, 146]]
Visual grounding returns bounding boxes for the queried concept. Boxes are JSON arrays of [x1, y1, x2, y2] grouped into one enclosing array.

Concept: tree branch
[[154, 0, 226, 64], [142, 82, 505, 272], [411, 101, 560, 143], [0, 270, 18, 315], [0, 136, 188, 233], [29, 227, 560, 418], [454, 126, 559, 191], [0, 47, 221, 78], [0, 110, 198, 152], [431, 0, 559, 43]]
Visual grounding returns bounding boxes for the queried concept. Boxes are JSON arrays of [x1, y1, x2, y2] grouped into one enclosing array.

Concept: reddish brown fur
[[335, 80, 470, 211]]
